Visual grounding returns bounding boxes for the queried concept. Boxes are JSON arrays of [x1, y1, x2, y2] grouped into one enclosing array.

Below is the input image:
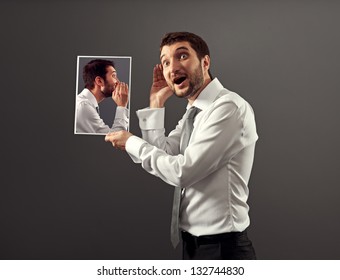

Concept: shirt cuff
[[136, 107, 165, 130], [115, 106, 129, 121], [126, 135, 148, 163]]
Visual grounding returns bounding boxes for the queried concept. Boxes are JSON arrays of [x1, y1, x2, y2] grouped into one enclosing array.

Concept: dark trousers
[[182, 230, 256, 260]]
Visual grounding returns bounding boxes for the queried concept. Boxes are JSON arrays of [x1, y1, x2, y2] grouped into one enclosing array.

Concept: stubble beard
[[172, 65, 204, 99], [101, 81, 115, 98]]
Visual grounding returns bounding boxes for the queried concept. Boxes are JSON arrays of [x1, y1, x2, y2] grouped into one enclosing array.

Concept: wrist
[[114, 100, 128, 107], [150, 102, 164, 108], [149, 97, 165, 108]]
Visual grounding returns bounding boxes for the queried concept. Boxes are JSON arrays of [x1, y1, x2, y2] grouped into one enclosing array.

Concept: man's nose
[[169, 59, 181, 74]]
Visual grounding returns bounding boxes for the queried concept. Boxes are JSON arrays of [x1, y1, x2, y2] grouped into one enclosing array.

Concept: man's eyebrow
[[175, 46, 189, 52], [160, 46, 190, 60]]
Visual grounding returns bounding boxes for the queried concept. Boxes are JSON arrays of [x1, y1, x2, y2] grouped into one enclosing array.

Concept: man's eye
[[180, 53, 188, 59], [163, 61, 170, 67]]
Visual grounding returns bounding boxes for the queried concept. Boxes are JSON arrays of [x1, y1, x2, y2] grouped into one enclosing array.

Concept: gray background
[[76, 56, 131, 129], [1, 0, 339, 260]]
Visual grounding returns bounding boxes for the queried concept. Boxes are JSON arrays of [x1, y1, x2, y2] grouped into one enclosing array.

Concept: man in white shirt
[[105, 32, 258, 259], [75, 59, 129, 134]]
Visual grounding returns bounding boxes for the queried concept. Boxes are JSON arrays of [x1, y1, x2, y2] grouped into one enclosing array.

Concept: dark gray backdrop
[[1, 0, 339, 260]]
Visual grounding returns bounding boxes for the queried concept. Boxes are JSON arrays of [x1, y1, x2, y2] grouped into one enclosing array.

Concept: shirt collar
[[80, 88, 99, 108], [187, 78, 224, 110]]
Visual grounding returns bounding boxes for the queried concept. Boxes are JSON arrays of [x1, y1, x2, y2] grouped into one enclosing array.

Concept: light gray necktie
[[171, 106, 201, 248]]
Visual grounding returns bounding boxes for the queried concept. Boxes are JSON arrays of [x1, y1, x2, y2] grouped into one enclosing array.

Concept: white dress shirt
[[75, 88, 128, 134], [126, 78, 258, 236]]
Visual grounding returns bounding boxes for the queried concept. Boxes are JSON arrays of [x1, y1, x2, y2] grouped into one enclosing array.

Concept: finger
[[157, 64, 165, 81], [124, 83, 128, 95], [105, 134, 112, 142], [123, 83, 128, 95], [118, 82, 125, 96], [153, 65, 158, 83], [119, 83, 126, 96], [155, 64, 161, 80], [105, 132, 117, 142], [113, 83, 120, 96], [153, 64, 163, 82]]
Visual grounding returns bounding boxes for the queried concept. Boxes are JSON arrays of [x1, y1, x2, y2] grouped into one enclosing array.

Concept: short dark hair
[[160, 32, 212, 79], [83, 59, 115, 90]]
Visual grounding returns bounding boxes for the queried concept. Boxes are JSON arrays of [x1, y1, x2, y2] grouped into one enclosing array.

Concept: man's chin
[[173, 85, 191, 98], [174, 87, 198, 99], [101, 91, 113, 98], [174, 90, 189, 99]]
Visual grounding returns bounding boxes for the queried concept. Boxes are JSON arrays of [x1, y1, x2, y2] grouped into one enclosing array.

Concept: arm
[[124, 98, 258, 188], [136, 64, 181, 153], [136, 107, 184, 155], [76, 101, 110, 134], [111, 82, 129, 131], [111, 106, 129, 131], [106, 63, 179, 149]]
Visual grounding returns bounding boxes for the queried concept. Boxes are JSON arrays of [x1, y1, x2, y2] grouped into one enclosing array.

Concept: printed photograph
[[74, 56, 131, 135]]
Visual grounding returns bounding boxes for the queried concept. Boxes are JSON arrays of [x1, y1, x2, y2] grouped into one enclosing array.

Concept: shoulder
[[77, 97, 93, 109], [215, 89, 245, 106], [76, 97, 96, 119], [199, 89, 255, 124], [216, 90, 255, 114], [76, 91, 95, 108]]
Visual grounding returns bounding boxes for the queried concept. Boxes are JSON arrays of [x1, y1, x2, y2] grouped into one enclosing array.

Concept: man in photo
[[75, 59, 129, 134], [105, 32, 258, 260]]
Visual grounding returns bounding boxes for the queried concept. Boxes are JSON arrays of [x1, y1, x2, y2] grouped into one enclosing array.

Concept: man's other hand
[[112, 82, 129, 107], [105, 130, 133, 151]]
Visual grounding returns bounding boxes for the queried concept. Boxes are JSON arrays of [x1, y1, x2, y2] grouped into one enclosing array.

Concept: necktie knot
[[186, 106, 201, 120]]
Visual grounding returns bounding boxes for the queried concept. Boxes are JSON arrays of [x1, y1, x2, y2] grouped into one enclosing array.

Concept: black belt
[[182, 230, 247, 246]]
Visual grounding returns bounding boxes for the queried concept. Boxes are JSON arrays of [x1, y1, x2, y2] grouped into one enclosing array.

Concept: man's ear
[[94, 76, 104, 87], [202, 55, 211, 78], [202, 55, 210, 72]]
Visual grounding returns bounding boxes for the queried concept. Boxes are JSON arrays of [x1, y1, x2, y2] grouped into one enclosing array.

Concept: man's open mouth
[[174, 76, 186, 85]]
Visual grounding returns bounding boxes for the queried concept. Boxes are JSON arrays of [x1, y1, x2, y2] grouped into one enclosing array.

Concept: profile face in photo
[[74, 56, 131, 135]]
